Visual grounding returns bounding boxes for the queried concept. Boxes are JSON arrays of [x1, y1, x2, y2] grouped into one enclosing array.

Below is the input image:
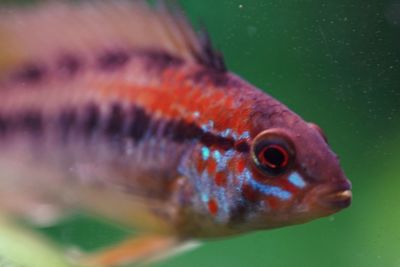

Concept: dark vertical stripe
[[105, 103, 125, 138], [82, 104, 100, 137], [58, 108, 77, 142], [0, 114, 9, 136], [127, 106, 151, 142], [162, 120, 175, 138], [19, 111, 43, 136], [147, 118, 161, 138]]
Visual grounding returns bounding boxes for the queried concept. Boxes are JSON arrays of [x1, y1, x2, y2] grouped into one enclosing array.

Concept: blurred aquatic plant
[[0, 216, 76, 267]]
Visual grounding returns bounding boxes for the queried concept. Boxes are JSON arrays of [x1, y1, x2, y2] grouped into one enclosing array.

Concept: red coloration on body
[[241, 183, 260, 203], [207, 158, 217, 174], [236, 158, 246, 174], [196, 157, 204, 173], [279, 179, 300, 194], [223, 95, 234, 110], [208, 199, 219, 215], [214, 172, 227, 187], [95, 69, 253, 151], [265, 196, 279, 210]]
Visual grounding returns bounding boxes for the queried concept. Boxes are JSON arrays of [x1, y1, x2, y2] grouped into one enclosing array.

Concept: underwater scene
[[0, 0, 399, 267]]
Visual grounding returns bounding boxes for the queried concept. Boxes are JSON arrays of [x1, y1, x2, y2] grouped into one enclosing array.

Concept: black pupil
[[263, 147, 286, 169]]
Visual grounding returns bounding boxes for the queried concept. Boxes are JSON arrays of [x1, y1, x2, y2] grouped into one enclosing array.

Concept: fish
[[0, 1, 352, 266]]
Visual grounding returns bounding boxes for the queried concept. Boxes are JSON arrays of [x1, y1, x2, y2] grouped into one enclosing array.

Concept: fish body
[[0, 0, 351, 244]]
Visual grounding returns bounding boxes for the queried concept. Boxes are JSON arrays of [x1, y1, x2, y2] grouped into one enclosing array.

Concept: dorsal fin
[[0, 0, 226, 73]]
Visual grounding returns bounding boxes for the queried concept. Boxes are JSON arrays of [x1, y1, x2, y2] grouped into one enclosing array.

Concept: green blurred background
[[4, 0, 400, 266]]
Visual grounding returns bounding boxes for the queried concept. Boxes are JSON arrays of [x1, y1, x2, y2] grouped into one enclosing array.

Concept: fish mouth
[[321, 188, 352, 209], [318, 181, 352, 209], [305, 180, 352, 211]]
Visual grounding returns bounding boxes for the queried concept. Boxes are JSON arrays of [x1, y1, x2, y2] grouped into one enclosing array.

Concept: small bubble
[[329, 216, 335, 222], [238, 4, 243, 8]]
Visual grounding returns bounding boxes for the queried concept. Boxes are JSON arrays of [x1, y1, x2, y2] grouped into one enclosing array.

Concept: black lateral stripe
[[171, 120, 203, 142], [89, 103, 247, 152], [98, 50, 130, 70], [200, 132, 235, 150], [188, 69, 229, 87], [6, 48, 185, 86], [0, 103, 249, 153], [57, 54, 82, 76], [12, 63, 46, 84], [135, 49, 184, 72], [0, 110, 44, 138], [234, 140, 250, 152]]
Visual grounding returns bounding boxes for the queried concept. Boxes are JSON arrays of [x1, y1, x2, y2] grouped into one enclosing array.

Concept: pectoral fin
[[77, 234, 199, 267]]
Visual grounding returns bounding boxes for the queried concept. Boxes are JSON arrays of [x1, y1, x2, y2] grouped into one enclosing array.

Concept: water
[[4, 0, 400, 266]]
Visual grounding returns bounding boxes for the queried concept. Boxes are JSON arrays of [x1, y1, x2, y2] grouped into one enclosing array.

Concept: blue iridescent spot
[[243, 170, 292, 200], [231, 132, 239, 140], [216, 187, 229, 221], [201, 120, 215, 131], [288, 172, 306, 188], [239, 131, 250, 139], [249, 179, 292, 200], [201, 193, 209, 203], [201, 147, 210, 160], [212, 150, 222, 162], [221, 128, 232, 137], [214, 150, 234, 171]]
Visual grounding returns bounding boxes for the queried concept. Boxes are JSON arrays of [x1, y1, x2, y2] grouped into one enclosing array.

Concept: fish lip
[[317, 181, 352, 209], [321, 189, 352, 209]]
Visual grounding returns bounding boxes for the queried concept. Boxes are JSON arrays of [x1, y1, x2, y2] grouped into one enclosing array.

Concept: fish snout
[[304, 179, 352, 212], [319, 180, 352, 209]]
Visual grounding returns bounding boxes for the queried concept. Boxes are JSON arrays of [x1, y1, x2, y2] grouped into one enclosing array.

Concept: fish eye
[[251, 130, 295, 176], [308, 122, 328, 143]]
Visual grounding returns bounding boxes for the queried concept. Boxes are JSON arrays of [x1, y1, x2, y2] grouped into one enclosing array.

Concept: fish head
[[233, 99, 352, 230]]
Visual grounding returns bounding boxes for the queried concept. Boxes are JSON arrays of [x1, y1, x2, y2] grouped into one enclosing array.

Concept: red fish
[[0, 1, 351, 266]]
